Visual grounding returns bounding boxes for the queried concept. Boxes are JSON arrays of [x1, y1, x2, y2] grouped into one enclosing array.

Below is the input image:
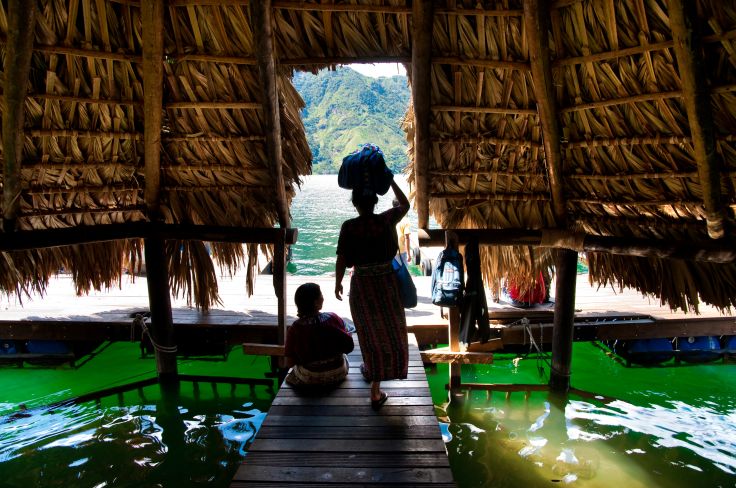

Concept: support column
[[2, 0, 36, 231], [669, 0, 725, 239], [273, 228, 287, 372], [549, 249, 578, 391], [253, 0, 289, 228], [448, 307, 462, 389], [445, 230, 461, 388], [142, 0, 164, 218], [412, 0, 434, 229], [144, 235, 177, 381], [524, 0, 567, 227]]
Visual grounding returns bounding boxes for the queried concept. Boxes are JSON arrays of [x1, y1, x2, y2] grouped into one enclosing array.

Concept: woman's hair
[[294, 282, 321, 317], [351, 188, 378, 213]]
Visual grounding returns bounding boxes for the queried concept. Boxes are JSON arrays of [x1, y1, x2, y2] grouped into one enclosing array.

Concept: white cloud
[[349, 63, 406, 78]]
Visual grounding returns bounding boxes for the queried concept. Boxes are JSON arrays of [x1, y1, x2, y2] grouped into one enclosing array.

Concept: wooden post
[[444, 230, 462, 388], [449, 307, 462, 389], [2, 0, 36, 231], [669, 0, 725, 239], [144, 235, 177, 380], [253, 0, 289, 229], [142, 1, 175, 379], [142, 0, 164, 218], [273, 228, 287, 348], [523, 0, 567, 226], [412, 0, 434, 229], [549, 249, 578, 391]]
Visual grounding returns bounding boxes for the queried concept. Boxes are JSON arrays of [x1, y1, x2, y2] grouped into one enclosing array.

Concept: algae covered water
[[429, 345, 736, 488], [1, 175, 735, 486]]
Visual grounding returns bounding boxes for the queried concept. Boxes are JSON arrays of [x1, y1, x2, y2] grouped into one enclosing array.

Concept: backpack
[[431, 248, 464, 307], [337, 143, 393, 195]]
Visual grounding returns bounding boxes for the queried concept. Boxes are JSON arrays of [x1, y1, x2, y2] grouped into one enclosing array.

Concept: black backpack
[[431, 248, 464, 307]]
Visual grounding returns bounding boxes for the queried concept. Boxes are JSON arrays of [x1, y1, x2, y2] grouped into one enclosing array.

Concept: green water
[[428, 345, 736, 487], [0, 343, 275, 487], [2, 175, 735, 486]]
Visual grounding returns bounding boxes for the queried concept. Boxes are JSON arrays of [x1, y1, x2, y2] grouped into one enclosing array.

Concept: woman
[[335, 179, 410, 410], [284, 283, 354, 387]]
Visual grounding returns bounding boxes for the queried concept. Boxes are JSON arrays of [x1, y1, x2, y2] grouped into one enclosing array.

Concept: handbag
[[392, 255, 417, 309]]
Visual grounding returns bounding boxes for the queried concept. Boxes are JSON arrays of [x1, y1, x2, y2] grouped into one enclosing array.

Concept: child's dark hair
[[294, 282, 321, 317]]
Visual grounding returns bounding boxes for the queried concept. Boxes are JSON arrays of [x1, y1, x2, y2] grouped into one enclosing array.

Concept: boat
[[676, 336, 723, 363], [724, 336, 736, 361], [610, 338, 674, 367]]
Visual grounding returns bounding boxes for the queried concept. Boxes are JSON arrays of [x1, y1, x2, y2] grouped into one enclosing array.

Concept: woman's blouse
[[285, 312, 354, 366], [336, 206, 406, 267]]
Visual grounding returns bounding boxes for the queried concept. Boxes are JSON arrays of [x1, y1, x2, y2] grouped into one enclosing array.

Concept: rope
[[515, 317, 552, 379], [133, 313, 178, 354]]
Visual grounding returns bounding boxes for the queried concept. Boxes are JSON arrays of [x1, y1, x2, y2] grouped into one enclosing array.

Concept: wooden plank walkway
[[230, 335, 456, 487]]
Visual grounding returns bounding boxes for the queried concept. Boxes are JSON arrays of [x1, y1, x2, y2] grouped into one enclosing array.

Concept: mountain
[[292, 67, 411, 175]]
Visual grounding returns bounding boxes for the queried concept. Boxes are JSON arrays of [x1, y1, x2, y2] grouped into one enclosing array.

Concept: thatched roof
[[2, 0, 736, 313]]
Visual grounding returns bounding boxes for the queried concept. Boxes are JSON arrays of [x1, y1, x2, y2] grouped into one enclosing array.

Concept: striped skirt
[[349, 262, 409, 381]]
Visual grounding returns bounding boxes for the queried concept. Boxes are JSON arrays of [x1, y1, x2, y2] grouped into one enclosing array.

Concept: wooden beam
[[431, 56, 530, 71], [669, 0, 726, 239], [433, 135, 542, 148], [2, 0, 36, 230], [242, 343, 286, 356], [142, 0, 165, 217], [165, 101, 261, 110], [595, 317, 736, 341], [253, 0, 289, 228], [559, 90, 682, 114], [0, 41, 143, 63], [524, 0, 567, 226], [549, 249, 578, 392], [3, 93, 143, 107], [0, 224, 298, 251], [0, 320, 279, 344], [418, 228, 736, 263], [412, 0, 434, 229], [432, 104, 536, 115], [144, 236, 177, 379], [420, 346, 495, 365], [26, 129, 143, 139]]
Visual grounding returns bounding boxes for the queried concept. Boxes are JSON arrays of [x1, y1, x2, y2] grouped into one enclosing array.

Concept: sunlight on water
[[0, 383, 269, 487], [429, 350, 736, 488]]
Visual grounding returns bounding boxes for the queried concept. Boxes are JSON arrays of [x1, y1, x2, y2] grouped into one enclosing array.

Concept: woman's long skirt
[[349, 262, 409, 381]]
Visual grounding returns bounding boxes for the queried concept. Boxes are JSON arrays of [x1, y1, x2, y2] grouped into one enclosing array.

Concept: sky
[[349, 63, 406, 78]]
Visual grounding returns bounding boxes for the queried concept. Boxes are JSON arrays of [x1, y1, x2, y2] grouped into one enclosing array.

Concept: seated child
[[284, 283, 354, 387]]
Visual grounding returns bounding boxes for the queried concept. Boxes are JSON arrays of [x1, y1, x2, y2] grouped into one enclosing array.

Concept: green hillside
[[292, 66, 411, 174]]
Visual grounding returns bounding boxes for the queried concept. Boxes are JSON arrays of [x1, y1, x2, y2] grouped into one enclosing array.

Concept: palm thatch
[[2, 0, 736, 313], [0, 0, 311, 309]]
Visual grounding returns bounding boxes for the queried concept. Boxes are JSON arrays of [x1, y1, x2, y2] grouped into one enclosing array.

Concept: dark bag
[[392, 255, 417, 308], [431, 248, 464, 307], [338, 144, 393, 195]]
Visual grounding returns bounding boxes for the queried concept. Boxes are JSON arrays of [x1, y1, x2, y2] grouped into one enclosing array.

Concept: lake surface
[[289, 174, 434, 275], [1, 175, 735, 487]]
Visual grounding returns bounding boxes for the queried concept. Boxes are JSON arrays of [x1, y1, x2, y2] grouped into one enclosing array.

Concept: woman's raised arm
[[391, 180, 409, 217]]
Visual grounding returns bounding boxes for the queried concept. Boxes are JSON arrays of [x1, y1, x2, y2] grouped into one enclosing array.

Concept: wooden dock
[[230, 334, 456, 487]]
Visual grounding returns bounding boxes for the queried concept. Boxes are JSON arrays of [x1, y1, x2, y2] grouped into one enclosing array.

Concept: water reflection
[[438, 388, 736, 487], [0, 379, 270, 487]]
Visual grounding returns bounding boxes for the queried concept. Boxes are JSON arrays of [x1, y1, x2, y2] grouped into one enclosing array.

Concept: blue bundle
[[337, 143, 393, 195]]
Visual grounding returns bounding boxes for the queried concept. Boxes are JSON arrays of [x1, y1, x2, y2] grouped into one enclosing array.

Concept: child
[[284, 283, 354, 387]]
